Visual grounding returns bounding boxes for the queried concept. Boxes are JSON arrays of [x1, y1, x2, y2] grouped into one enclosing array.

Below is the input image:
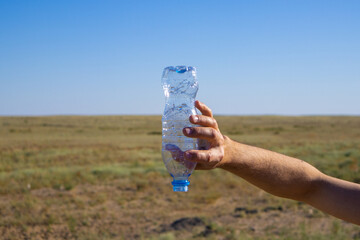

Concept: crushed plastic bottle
[[161, 66, 198, 192]]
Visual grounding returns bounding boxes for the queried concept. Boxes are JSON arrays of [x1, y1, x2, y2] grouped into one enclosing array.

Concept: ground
[[0, 115, 359, 239]]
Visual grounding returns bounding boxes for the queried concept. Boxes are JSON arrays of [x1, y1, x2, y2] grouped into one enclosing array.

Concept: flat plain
[[0, 115, 360, 240]]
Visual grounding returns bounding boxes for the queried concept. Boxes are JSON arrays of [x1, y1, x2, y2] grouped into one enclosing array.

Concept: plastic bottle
[[161, 66, 198, 192]]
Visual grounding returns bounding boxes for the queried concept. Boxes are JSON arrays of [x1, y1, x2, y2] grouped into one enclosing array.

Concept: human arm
[[182, 100, 360, 225]]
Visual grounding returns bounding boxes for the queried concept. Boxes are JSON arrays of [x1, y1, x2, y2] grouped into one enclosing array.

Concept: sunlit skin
[[168, 100, 360, 225]]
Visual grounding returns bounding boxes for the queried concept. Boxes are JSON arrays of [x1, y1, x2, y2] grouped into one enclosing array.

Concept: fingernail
[[184, 128, 192, 135], [193, 116, 199, 123]]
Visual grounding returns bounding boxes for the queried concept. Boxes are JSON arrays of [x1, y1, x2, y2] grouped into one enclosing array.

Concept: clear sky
[[0, 0, 359, 115]]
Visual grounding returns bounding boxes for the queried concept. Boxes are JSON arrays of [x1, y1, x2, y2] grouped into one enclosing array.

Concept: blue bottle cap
[[172, 179, 190, 192]]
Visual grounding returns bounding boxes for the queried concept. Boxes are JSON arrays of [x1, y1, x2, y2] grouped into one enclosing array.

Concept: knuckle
[[207, 151, 212, 162], [219, 148, 225, 160], [209, 128, 217, 138], [212, 128, 222, 140]]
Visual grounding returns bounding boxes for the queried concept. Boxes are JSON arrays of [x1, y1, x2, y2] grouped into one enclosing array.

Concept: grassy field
[[0, 115, 360, 239]]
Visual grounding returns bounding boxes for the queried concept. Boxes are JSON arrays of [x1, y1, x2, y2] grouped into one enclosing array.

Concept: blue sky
[[0, 0, 359, 115]]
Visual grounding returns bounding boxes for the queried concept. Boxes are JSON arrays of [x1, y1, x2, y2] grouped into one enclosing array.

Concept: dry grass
[[0, 115, 360, 239]]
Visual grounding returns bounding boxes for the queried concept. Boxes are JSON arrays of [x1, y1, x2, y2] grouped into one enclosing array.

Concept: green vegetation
[[0, 115, 359, 239]]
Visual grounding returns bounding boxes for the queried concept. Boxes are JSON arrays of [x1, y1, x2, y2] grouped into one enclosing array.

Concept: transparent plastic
[[161, 66, 198, 192]]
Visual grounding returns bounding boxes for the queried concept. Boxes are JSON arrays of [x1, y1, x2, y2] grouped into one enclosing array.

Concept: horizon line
[[1, 113, 360, 117]]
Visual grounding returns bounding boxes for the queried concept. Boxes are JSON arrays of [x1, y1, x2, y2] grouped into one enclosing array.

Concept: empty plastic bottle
[[161, 66, 198, 192]]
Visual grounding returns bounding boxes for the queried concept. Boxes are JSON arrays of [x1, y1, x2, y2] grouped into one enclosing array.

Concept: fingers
[[189, 114, 218, 130], [165, 144, 195, 169], [195, 100, 213, 117], [165, 144, 184, 162], [183, 127, 221, 142], [184, 147, 224, 164]]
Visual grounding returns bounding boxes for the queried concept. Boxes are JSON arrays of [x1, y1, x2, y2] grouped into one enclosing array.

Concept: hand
[[183, 100, 228, 170], [165, 144, 197, 170]]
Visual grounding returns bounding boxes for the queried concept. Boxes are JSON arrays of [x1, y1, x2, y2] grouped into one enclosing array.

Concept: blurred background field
[[0, 115, 360, 239]]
